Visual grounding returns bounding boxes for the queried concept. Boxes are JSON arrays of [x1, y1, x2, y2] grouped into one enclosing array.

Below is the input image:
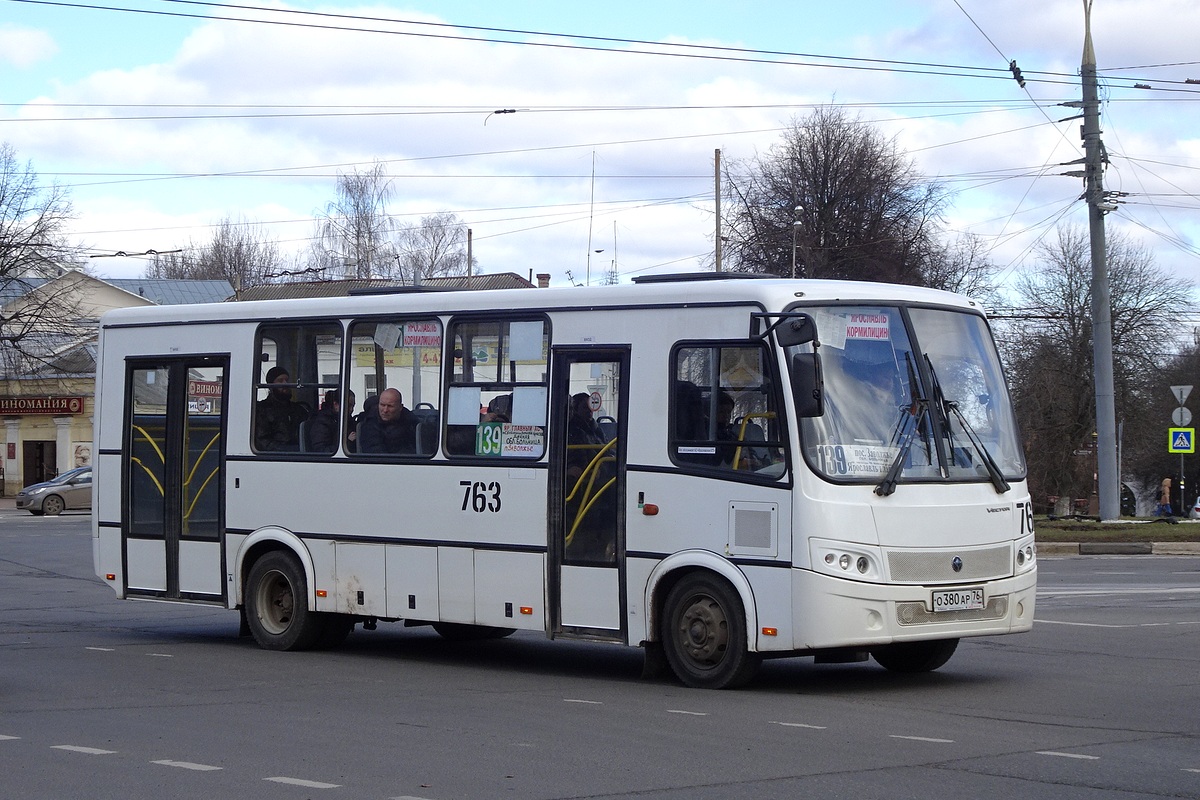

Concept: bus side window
[[253, 322, 343, 454], [670, 343, 786, 477], [347, 318, 443, 458], [445, 318, 548, 459]]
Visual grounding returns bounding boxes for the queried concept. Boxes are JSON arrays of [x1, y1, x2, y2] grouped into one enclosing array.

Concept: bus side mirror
[[791, 352, 824, 418], [775, 315, 818, 347]]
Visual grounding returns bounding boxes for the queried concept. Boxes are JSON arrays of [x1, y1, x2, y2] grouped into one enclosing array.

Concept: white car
[[1190, 496, 1200, 520]]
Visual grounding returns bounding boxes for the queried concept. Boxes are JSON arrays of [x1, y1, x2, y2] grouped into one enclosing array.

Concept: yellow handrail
[[732, 411, 776, 471], [130, 456, 165, 495], [565, 438, 618, 546]]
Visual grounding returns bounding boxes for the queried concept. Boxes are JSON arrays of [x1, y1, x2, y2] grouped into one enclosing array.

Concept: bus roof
[[98, 275, 981, 329]]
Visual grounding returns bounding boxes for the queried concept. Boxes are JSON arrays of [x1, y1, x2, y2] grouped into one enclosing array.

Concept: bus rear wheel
[[871, 638, 959, 673], [245, 551, 324, 651], [661, 573, 760, 689]]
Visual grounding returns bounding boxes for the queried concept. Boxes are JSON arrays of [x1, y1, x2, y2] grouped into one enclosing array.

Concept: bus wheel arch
[[234, 528, 317, 610], [645, 556, 761, 689]]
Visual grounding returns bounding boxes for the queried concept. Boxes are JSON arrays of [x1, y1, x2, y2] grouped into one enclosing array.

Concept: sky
[[1, 0, 1197, 300]]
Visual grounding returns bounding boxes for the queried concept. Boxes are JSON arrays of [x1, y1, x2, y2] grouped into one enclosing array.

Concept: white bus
[[92, 274, 1036, 688]]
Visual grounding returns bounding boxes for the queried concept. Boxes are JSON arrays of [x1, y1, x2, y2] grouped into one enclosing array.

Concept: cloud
[[0, 24, 58, 68]]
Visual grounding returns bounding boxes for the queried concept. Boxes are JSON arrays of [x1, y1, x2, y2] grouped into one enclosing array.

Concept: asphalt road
[[2, 509, 1198, 800]]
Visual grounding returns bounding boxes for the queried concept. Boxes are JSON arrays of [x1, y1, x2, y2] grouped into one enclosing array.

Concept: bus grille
[[896, 596, 1008, 626], [887, 545, 1011, 583]]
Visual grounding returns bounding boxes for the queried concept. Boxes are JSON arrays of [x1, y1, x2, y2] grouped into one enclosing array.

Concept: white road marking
[[1036, 620, 1131, 629], [770, 721, 827, 730], [667, 710, 708, 716], [147, 653, 173, 658], [85, 647, 114, 652], [0, 735, 19, 741], [890, 735, 954, 743], [265, 776, 341, 789], [52, 745, 117, 755], [1040, 587, 1200, 597], [152, 759, 222, 771], [563, 699, 603, 704], [1038, 751, 1100, 760]]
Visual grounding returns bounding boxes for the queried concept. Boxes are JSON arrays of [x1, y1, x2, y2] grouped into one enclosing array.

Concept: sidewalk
[[1037, 541, 1200, 556]]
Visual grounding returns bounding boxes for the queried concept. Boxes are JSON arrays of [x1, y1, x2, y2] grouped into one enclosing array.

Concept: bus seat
[[597, 415, 617, 441]]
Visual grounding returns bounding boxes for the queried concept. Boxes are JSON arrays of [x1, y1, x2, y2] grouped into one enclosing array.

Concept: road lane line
[[52, 745, 117, 755], [0, 735, 19, 741], [85, 647, 114, 652], [1038, 751, 1100, 760], [891, 735, 954, 743], [770, 722, 827, 730], [152, 759, 222, 771], [667, 710, 708, 716], [563, 699, 603, 704], [265, 777, 341, 788]]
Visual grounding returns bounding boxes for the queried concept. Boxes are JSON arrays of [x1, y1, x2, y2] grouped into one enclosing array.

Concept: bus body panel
[[91, 277, 1035, 686]]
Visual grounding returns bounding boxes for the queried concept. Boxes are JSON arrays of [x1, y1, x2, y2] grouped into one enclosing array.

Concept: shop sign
[[0, 396, 86, 415]]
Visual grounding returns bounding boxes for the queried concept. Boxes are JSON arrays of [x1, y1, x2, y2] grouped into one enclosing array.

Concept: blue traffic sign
[[1169, 427, 1195, 454]]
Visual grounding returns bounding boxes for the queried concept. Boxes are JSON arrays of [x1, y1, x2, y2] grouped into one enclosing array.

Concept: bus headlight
[[812, 540, 883, 582], [1014, 534, 1036, 574]]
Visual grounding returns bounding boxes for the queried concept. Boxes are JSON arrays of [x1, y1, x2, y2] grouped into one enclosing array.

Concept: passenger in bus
[[254, 366, 310, 452], [484, 393, 512, 423], [358, 387, 417, 454], [307, 389, 353, 454], [568, 392, 605, 447]]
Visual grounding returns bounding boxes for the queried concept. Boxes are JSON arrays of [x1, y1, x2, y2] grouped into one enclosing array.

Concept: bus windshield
[[794, 305, 1025, 487]]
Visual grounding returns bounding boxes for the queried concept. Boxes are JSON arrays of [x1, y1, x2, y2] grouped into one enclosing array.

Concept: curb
[[1037, 542, 1200, 556]]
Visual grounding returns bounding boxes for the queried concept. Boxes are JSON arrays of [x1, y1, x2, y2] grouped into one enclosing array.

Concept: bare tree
[[313, 162, 395, 279], [0, 143, 86, 376], [145, 216, 282, 288], [1001, 225, 1193, 507], [721, 106, 949, 285], [393, 212, 470, 284], [923, 233, 999, 303]]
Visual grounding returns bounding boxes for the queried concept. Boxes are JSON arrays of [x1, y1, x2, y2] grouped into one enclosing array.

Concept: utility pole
[[1081, 0, 1120, 520]]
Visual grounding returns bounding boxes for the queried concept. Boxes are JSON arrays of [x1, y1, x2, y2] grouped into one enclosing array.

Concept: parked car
[[1190, 495, 1200, 520], [15, 466, 92, 516]]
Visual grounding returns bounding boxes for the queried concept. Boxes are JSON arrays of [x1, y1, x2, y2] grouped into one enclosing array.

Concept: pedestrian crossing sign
[[1169, 427, 1195, 454]]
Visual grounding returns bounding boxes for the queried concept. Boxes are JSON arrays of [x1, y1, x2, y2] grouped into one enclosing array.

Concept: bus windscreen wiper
[[875, 353, 927, 497], [925, 355, 1010, 494]]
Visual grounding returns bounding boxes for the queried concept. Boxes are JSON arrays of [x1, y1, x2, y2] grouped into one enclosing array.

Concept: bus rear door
[[124, 358, 227, 603]]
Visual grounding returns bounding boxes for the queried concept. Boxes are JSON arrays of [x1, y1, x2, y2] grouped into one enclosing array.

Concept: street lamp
[[790, 206, 804, 279]]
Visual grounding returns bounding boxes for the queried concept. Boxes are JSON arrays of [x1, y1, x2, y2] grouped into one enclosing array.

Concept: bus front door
[[124, 358, 227, 603], [550, 349, 628, 639]]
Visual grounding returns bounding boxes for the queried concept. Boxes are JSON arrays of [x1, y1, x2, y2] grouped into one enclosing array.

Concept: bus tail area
[[92, 275, 1035, 688]]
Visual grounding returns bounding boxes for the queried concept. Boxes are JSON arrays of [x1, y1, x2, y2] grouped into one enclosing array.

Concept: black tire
[[871, 638, 959, 673], [42, 495, 65, 516], [431, 623, 516, 641], [244, 551, 324, 651], [660, 573, 761, 689]]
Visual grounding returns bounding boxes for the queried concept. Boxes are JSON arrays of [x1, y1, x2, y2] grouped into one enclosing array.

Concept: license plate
[[931, 587, 984, 612]]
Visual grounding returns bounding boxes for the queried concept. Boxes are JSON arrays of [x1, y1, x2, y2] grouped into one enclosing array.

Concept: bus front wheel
[[245, 551, 324, 651], [871, 638, 959, 672], [661, 573, 760, 689]]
